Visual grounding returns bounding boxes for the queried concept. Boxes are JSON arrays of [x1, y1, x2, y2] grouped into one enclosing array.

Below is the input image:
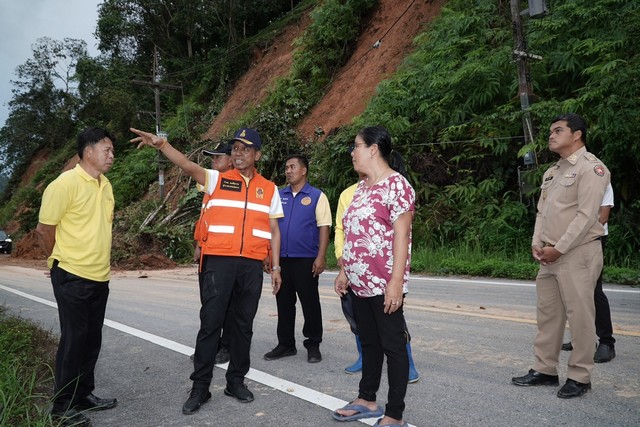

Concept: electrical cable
[[329, 0, 417, 83], [410, 135, 526, 147]]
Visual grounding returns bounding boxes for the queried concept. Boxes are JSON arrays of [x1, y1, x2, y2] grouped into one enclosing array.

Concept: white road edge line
[[320, 272, 640, 293], [0, 283, 413, 427], [148, 271, 639, 294]]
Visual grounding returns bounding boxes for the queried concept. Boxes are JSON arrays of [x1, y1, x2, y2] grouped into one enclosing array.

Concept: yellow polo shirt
[[334, 182, 358, 259], [39, 164, 115, 281]]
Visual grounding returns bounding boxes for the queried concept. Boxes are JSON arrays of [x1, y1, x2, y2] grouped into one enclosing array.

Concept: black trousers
[[197, 269, 231, 351], [191, 256, 263, 389], [341, 287, 412, 342], [353, 295, 408, 421], [595, 236, 615, 345], [50, 262, 110, 412], [276, 257, 323, 348]]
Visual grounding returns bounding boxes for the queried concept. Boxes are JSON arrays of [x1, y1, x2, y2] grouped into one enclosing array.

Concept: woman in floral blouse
[[333, 126, 415, 427]]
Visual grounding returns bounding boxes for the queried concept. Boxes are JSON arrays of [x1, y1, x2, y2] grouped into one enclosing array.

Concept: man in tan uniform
[[512, 113, 610, 398]]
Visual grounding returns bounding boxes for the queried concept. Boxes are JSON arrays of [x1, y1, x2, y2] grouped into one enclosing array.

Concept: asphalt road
[[1, 259, 639, 427]]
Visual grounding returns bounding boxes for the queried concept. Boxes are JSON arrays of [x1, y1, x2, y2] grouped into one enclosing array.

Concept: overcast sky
[[0, 0, 101, 129]]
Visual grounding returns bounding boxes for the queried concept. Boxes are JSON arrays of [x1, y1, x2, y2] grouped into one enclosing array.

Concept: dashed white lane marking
[[0, 283, 413, 426]]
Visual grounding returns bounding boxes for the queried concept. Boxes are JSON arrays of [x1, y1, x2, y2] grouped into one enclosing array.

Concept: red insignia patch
[[593, 164, 605, 177]]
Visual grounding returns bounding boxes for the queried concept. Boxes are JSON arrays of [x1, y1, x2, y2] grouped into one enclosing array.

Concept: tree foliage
[[314, 0, 639, 268], [239, 0, 379, 183], [0, 38, 86, 177], [0, 0, 637, 271]]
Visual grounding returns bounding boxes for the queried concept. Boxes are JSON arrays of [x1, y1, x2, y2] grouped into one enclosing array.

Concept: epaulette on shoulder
[[584, 152, 600, 162]]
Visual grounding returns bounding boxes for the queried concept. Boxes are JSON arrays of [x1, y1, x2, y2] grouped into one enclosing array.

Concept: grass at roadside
[[326, 242, 640, 286], [0, 306, 57, 426]]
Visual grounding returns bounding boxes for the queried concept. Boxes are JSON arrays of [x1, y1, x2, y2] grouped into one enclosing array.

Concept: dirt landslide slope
[[297, 0, 445, 140], [203, 15, 311, 139], [205, 0, 444, 141], [6, 0, 444, 267]]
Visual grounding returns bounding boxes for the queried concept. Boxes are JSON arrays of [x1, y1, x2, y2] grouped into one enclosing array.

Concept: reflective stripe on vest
[[207, 225, 271, 240], [205, 198, 270, 214], [208, 225, 234, 234], [253, 229, 272, 239], [199, 169, 276, 260]]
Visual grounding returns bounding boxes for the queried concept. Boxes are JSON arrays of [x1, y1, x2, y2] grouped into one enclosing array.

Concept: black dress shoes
[[512, 369, 559, 386], [75, 393, 118, 411], [263, 345, 297, 361], [557, 379, 591, 398], [51, 408, 91, 426], [182, 389, 212, 415], [307, 346, 322, 363], [224, 383, 254, 403], [594, 343, 615, 363], [561, 342, 573, 351]]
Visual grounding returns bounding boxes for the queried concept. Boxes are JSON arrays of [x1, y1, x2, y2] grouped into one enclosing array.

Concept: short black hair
[[551, 113, 587, 144], [77, 127, 114, 159], [286, 153, 309, 171]]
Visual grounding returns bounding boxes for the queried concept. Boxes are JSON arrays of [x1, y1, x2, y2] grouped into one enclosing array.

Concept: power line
[[410, 135, 526, 147], [331, 0, 417, 82]]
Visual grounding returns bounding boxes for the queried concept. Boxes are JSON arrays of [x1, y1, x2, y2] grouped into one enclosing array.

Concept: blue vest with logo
[[279, 182, 322, 258]]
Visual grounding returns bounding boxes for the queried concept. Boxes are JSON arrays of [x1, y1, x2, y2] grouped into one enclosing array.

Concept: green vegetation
[[226, 0, 380, 181], [0, 307, 56, 426], [314, 0, 640, 282], [0, 0, 638, 283], [327, 242, 638, 285]]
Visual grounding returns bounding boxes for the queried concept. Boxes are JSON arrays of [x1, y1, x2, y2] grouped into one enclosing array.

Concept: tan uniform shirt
[[532, 146, 610, 254]]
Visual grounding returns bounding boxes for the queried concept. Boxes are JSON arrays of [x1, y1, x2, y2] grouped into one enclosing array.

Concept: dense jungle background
[[0, 0, 638, 284]]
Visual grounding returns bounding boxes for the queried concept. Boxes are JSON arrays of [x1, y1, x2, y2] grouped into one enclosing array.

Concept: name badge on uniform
[[220, 178, 242, 192], [256, 188, 264, 199]]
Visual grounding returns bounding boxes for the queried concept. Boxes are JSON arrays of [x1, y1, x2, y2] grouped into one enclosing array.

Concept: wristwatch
[[271, 266, 281, 273]]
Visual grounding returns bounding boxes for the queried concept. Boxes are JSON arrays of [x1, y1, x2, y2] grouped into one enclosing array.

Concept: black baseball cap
[[203, 142, 232, 156]]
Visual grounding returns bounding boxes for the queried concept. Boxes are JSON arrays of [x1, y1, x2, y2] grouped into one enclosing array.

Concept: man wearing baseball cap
[[191, 141, 234, 365], [130, 126, 283, 414]]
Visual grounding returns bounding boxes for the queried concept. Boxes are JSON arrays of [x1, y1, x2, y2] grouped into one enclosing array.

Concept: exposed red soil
[[296, 0, 445, 141], [204, 0, 445, 142], [12, 230, 46, 261], [203, 15, 311, 140], [6, 0, 444, 270]]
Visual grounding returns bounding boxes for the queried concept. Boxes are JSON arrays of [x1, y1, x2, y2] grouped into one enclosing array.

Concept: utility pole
[[511, 0, 545, 202], [132, 46, 182, 200]]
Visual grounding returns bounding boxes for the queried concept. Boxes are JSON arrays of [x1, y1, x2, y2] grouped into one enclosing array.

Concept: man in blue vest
[[264, 154, 331, 363]]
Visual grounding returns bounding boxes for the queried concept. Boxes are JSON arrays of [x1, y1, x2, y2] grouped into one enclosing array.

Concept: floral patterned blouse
[[342, 172, 415, 298]]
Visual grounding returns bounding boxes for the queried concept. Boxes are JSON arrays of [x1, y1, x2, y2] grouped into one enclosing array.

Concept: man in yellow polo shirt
[[36, 127, 118, 427]]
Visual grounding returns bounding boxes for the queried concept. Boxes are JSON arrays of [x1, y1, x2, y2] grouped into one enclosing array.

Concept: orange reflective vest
[[193, 191, 212, 244], [197, 168, 276, 261]]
